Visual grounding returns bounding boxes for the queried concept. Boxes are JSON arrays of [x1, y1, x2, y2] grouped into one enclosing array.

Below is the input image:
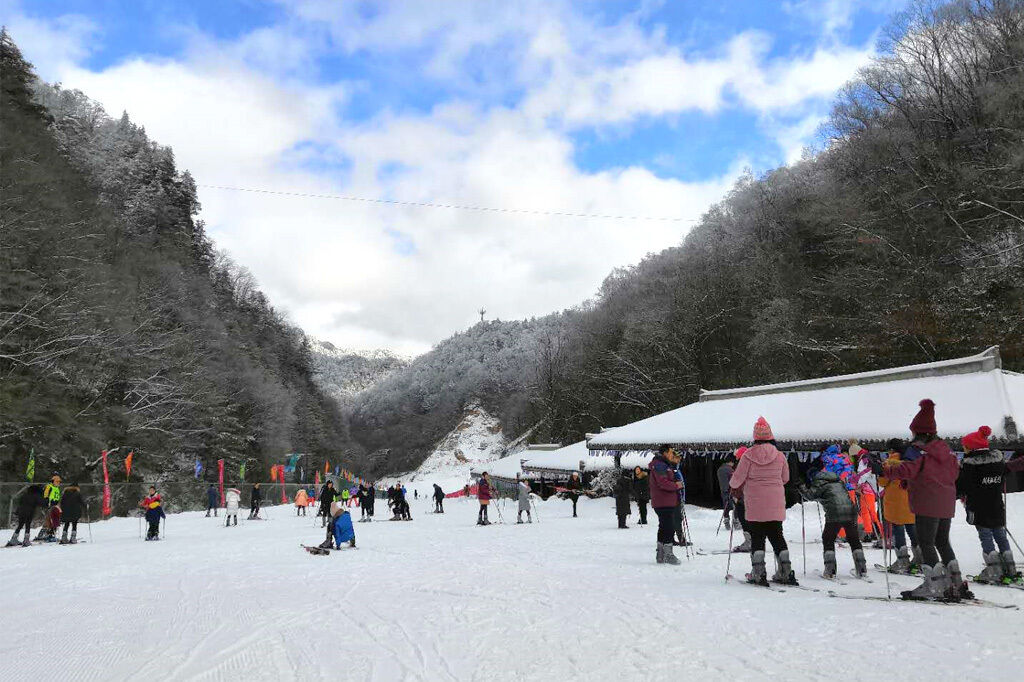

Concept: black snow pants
[[747, 520, 787, 554], [822, 520, 862, 552]]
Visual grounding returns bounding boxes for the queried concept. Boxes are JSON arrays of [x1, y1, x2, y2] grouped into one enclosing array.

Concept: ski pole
[[716, 512, 724, 537], [679, 504, 693, 560], [86, 503, 93, 544], [801, 499, 806, 576], [879, 491, 891, 600], [725, 502, 736, 581], [1007, 527, 1024, 557], [138, 512, 142, 540]]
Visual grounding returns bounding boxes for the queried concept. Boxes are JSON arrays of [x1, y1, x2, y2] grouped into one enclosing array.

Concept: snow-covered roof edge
[[699, 346, 1001, 402]]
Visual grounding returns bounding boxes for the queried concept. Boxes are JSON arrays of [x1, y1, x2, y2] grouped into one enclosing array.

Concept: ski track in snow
[[3, 497, 1024, 681]]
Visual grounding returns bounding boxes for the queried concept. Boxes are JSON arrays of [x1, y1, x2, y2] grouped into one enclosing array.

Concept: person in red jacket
[[879, 399, 972, 601], [649, 445, 684, 565], [477, 473, 492, 526]]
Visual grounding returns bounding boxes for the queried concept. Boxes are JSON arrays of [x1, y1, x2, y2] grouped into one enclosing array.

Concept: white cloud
[[2, 0, 880, 354]]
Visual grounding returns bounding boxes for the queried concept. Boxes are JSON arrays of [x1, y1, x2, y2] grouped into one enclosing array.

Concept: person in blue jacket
[[205, 484, 218, 517], [318, 498, 356, 549]]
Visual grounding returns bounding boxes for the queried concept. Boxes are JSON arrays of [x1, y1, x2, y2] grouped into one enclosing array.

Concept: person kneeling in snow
[[319, 498, 356, 549]]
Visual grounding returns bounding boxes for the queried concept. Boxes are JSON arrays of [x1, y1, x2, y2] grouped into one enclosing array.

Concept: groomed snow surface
[[4, 495, 1024, 681]]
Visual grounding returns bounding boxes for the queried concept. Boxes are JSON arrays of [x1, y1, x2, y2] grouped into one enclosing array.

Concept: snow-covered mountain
[[308, 338, 409, 401], [378, 401, 517, 495]]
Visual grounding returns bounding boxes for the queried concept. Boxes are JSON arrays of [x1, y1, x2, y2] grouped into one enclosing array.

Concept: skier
[[717, 454, 738, 530], [58, 482, 84, 545], [820, 444, 856, 542], [139, 486, 165, 541], [564, 471, 583, 518], [36, 474, 62, 541], [517, 478, 533, 524], [649, 445, 683, 565], [248, 483, 262, 520], [225, 487, 241, 526], [878, 439, 920, 574], [477, 473, 492, 525], [295, 487, 308, 516], [800, 458, 866, 579], [364, 483, 376, 521], [850, 448, 883, 543], [614, 468, 632, 529], [205, 484, 218, 517], [317, 496, 356, 550], [6, 484, 44, 547], [414, 489, 418, 500], [876, 399, 972, 601], [730, 417, 796, 586], [341, 486, 351, 508], [957, 425, 1024, 584], [632, 467, 649, 526], [433, 483, 445, 513], [318, 481, 338, 527]]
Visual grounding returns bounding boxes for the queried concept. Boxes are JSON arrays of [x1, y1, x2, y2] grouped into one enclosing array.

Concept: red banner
[[315, 470, 320, 486], [218, 459, 225, 507], [279, 465, 287, 504], [101, 450, 112, 516]]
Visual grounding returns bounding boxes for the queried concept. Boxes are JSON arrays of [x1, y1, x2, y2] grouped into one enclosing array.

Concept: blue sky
[[2, 0, 904, 353]]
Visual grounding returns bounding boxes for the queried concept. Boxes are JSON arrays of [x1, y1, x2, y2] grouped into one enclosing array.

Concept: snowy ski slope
[[2, 495, 1023, 681]]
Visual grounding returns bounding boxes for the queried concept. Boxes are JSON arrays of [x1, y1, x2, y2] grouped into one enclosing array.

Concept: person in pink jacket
[[729, 416, 797, 586]]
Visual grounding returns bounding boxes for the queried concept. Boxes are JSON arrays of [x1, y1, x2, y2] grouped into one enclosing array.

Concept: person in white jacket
[[517, 479, 532, 524], [225, 488, 241, 527]]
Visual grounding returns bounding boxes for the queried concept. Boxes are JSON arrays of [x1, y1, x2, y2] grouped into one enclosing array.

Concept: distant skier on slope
[[225, 487, 241, 526], [35, 474, 62, 541], [517, 478, 532, 524], [6, 484, 45, 547], [433, 484, 445, 513], [730, 417, 796, 587], [477, 473, 492, 526], [364, 483, 376, 521], [139, 486, 165, 541], [614, 468, 631, 529], [295, 487, 308, 516], [717, 454, 738, 530], [58, 482, 84, 545], [205, 484, 218, 517], [318, 481, 338, 527], [632, 467, 649, 526], [564, 472, 583, 518], [248, 483, 262, 520]]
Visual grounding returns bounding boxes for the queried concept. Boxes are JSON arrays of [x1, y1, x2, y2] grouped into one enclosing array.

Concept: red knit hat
[[753, 416, 774, 441], [734, 446, 747, 460], [909, 399, 936, 435], [961, 425, 992, 451]]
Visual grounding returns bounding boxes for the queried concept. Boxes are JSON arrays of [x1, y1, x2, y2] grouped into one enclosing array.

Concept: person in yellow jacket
[[878, 439, 920, 574], [294, 488, 309, 516], [35, 474, 63, 541], [43, 474, 62, 506]]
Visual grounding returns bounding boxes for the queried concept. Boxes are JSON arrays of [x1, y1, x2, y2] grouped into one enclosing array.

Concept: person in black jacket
[[59, 484, 84, 544], [433, 483, 445, 513], [716, 455, 738, 530], [565, 472, 583, 517], [614, 469, 632, 528], [6, 485, 45, 547], [249, 483, 262, 520], [319, 481, 337, 527], [958, 426, 1024, 584], [631, 467, 650, 525], [205, 484, 218, 517], [365, 483, 375, 520]]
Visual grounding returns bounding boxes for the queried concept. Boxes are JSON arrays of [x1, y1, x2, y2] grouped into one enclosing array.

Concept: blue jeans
[[892, 523, 917, 549], [977, 526, 1010, 554]]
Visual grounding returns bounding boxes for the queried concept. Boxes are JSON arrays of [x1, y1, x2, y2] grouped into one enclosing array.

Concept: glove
[[866, 452, 884, 476]]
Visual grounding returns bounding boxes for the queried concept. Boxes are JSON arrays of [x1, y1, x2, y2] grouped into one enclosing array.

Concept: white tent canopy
[[588, 347, 1024, 450]]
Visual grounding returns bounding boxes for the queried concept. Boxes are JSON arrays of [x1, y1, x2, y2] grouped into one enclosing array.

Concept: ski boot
[[822, 550, 837, 579], [348, 539, 356, 548], [59, 528, 69, 545], [722, 514, 731, 531], [661, 542, 681, 566], [21, 530, 31, 547], [655, 543, 666, 564], [317, 538, 333, 550], [771, 550, 799, 585], [945, 560, 973, 601], [902, 564, 947, 600], [69, 530, 77, 545], [974, 551, 1003, 584], [733, 531, 751, 553], [887, 545, 912, 574], [852, 548, 868, 578], [910, 545, 924, 575], [1000, 550, 1023, 585], [5, 533, 19, 547], [747, 550, 769, 586]]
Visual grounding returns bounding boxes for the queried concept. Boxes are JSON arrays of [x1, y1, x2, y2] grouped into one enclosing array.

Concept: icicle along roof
[[588, 347, 1024, 450]]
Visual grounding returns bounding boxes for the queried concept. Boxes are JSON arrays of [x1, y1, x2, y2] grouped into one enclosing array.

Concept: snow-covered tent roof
[[470, 454, 523, 480], [588, 347, 1024, 450], [518, 441, 653, 475]]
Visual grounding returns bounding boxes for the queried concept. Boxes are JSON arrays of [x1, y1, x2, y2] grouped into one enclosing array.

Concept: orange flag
[[324, 460, 330, 475], [125, 451, 134, 480], [270, 466, 278, 482]]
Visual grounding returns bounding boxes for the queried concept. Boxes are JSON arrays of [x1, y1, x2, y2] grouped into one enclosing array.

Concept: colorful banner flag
[[270, 466, 277, 482], [101, 450, 112, 516], [125, 451, 134, 480], [279, 465, 287, 504], [218, 459, 225, 507], [285, 454, 300, 473], [315, 470, 321, 486], [240, 462, 246, 480], [299, 467, 304, 481], [324, 460, 329, 475], [194, 459, 203, 479], [26, 449, 35, 482]]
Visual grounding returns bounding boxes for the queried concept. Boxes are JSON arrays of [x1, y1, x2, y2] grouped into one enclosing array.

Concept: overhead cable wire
[[198, 184, 698, 222]]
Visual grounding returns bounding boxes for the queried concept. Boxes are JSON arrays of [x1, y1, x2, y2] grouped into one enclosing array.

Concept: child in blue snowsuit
[[319, 499, 356, 549]]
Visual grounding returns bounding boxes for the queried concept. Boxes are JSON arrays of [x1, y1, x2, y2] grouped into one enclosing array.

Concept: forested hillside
[[346, 0, 1024, 475], [308, 339, 408, 402], [0, 31, 348, 487]]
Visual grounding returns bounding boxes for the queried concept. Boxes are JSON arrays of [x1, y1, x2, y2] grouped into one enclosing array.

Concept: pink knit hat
[[753, 416, 774, 441]]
